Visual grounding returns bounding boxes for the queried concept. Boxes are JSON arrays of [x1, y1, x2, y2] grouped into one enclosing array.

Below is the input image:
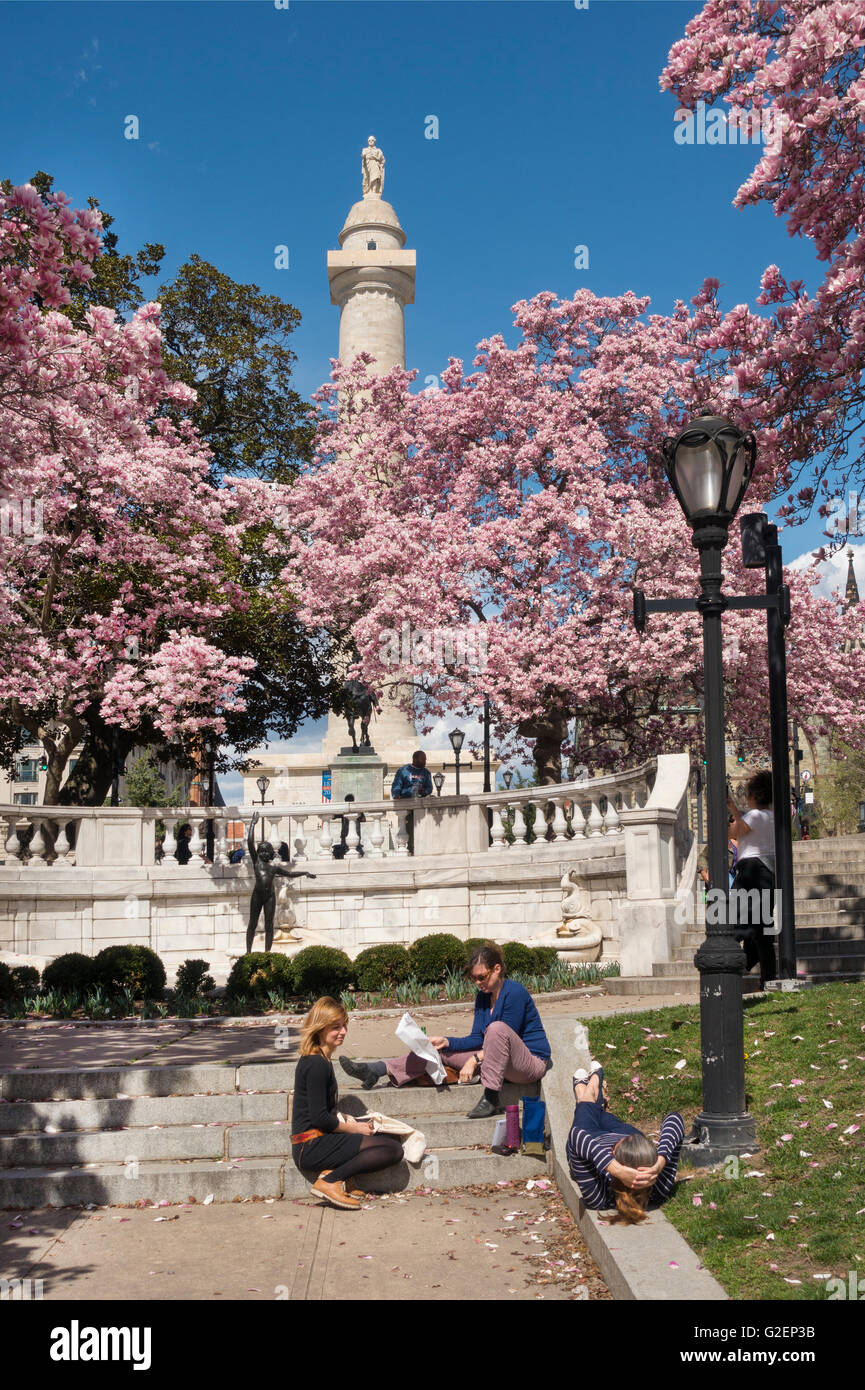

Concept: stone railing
[[0, 760, 657, 872]]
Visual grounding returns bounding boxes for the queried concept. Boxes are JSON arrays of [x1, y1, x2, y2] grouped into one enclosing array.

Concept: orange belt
[[291, 1128, 325, 1145]]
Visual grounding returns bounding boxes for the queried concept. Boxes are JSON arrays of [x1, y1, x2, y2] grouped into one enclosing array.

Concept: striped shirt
[[566, 1112, 686, 1210]]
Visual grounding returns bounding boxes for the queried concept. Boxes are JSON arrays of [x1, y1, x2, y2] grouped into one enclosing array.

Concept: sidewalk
[[0, 988, 699, 1071], [2, 1180, 610, 1301]]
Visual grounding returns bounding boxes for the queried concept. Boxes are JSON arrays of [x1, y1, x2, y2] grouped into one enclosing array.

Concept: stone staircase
[[0, 1059, 548, 1209], [607, 835, 865, 995]]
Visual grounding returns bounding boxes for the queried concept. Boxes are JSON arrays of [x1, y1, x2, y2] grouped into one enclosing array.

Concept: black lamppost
[[502, 770, 513, 790], [635, 408, 758, 1163], [858, 799, 865, 834], [448, 728, 465, 796], [256, 774, 273, 844], [433, 771, 444, 796], [205, 738, 217, 863]]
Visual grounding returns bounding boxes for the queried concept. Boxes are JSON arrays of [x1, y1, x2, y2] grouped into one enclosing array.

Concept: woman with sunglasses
[[340, 942, 551, 1119]]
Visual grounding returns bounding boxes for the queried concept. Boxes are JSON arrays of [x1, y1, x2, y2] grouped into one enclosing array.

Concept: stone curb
[[541, 1012, 728, 1302], [0, 985, 609, 1030]]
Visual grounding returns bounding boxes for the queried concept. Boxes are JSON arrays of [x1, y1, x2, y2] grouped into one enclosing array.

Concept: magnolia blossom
[[0, 184, 273, 794]]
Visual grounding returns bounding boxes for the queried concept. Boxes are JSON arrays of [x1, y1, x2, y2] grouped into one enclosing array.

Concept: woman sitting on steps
[[291, 997, 404, 1211], [340, 942, 551, 1120], [566, 1061, 686, 1224]]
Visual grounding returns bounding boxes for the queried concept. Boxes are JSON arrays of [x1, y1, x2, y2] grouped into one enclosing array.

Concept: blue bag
[[521, 1096, 547, 1156]]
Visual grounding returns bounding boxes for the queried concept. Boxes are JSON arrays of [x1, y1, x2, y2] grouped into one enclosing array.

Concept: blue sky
[[3, 0, 860, 793]]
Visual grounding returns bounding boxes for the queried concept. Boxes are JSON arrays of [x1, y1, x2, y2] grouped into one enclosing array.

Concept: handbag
[[521, 1096, 547, 1156], [411, 1064, 460, 1087], [337, 1111, 427, 1164]]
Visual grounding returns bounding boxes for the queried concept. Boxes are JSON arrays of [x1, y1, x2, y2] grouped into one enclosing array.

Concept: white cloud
[[788, 540, 865, 601]]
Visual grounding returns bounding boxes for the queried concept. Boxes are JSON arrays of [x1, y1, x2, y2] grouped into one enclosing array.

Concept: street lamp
[[433, 771, 444, 796], [448, 728, 465, 796], [205, 737, 217, 863], [502, 770, 513, 790], [637, 408, 757, 1164], [256, 774, 273, 844]]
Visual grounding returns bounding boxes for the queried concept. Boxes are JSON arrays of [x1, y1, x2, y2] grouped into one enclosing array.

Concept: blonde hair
[[300, 996, 348, 1056], [608, 1132, 658, 1226]]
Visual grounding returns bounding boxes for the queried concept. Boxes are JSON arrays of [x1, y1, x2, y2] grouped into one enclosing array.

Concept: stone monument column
[[324, 138, 419, 792]]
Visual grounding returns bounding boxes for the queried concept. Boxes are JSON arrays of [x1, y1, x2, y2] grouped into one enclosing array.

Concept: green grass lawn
[[584, 982, 865, 1300]]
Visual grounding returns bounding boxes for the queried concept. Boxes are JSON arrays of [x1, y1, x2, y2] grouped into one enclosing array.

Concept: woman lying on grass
[[566, 1060, 686, 1224]]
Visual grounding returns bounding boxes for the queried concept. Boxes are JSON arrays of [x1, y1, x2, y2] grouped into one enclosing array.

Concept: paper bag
[[395, 1010, 447, 1085]]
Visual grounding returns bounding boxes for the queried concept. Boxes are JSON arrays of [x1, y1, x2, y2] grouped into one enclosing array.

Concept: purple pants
[[385, 1020, 549, 1090]]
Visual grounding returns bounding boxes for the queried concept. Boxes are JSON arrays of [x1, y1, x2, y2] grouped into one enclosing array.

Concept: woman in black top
[[292, 997, 403, 1210]]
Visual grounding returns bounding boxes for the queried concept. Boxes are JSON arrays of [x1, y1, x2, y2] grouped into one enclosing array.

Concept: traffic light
[[736, 749, 745, 764], [39, 754, 48, 772]]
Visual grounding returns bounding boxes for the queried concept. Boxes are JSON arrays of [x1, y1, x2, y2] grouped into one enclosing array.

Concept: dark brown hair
[[746, 770, 773, 809], [465, 942, 505, 979]]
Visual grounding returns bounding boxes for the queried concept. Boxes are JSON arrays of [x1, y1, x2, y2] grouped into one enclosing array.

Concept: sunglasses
[[470, 967, 495, 984]]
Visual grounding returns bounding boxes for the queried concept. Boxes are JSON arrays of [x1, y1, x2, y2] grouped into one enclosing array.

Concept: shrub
[[463, 938, 491, 967], [530, 946, 559, 974], [0, 961, 16, 1002], [10, 965, 40, 994], [41, 952, 100, 993], [501, 941, 538, 978], [407, 933, 467, 984], [94, 945, 166, 1000], [226, 953, 295, 1000], [353, 945, 412, 993], [291, 946, 355, 998], [175, 959, 215, 997]]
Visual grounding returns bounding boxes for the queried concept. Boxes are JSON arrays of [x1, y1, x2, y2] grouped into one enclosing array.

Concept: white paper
[[395, 1011, 447, 1085]]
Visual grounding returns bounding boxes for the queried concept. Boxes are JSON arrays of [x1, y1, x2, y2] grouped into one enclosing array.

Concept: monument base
[[330, 751, 385, 804]]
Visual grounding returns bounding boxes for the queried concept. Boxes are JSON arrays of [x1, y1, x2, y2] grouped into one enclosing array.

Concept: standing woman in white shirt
[[727, 770, 776, 987]]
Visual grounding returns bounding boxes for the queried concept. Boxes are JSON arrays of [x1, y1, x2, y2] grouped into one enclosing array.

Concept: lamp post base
[[678, 1110, 758, 1169]]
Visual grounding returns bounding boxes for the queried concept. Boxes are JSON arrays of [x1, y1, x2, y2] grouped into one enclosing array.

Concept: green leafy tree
[[122, 752, 184, 809], [812, 740, 865, 837]]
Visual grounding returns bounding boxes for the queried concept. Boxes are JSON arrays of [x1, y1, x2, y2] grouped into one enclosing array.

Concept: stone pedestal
[[330, 752, 385, 805]]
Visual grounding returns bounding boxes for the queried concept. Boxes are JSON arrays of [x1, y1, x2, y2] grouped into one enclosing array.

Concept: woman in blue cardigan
[[340, 942, 551, 1119]]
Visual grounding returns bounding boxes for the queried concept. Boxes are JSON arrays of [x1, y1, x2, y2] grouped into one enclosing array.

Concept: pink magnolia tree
[[661, 0, 865, 535], [0, 183, 261, 804], [278, 288, 865, 783]]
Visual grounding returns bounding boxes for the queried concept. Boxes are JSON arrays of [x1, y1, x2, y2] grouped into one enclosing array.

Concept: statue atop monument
[[362, 135, 385, 198]]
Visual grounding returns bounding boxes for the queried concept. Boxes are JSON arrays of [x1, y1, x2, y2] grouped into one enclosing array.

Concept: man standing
[[390, 750, 432, 854]]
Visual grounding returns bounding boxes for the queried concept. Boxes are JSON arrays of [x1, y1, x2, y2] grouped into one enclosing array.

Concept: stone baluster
[[162, 817, 178, 865], [394, 808, 410, 856], [586, 797, 605, 837], [367, 811, 386, 858], [489, 804, 507, 850], [570, 800, 588, 838], [345, 813, 361, 858], [511, 801, 530, 845], [605, 796, 622, 834], [188, 818, 206, 863], [268, 817, 282, 855], [3, 816, 22, 864], [53, 817, 76, 864], [292, 818, 309, 861], [550, 796, 569, 842], [28, 818, 48, 866], [214, 816, 230, 867]]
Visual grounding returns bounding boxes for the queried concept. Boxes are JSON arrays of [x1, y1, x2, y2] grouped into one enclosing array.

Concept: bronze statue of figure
[[246, 811, 316, 953], [340, 678, 380, 751]]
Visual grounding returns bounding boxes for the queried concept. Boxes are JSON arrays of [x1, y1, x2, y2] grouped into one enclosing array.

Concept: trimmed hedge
[[41, 952, 100, 993], [0, 961, 15, 1002], [353, 945, 412, 993], [407, 933, 467, 984], [11, 965, 40, 994], [227, 953, 294, 999], [291, 946, 355, 997], [94, 945, 166, 1000], [175, 959, 215, 997], [502, 942, 560, 977]]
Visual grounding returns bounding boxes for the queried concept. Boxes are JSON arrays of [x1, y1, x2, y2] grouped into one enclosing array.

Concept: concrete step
[[653, 962, 701, 977], [0, 1061, 291, 1103], [0, 1110, 512, 1168], [0, 1090, 290, 1135], [673, 938, 865, 964], [605, 974, 761, 996], [0, 1146, 548, 1209]]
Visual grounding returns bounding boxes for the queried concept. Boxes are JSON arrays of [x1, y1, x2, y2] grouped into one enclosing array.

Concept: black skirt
[[293, 1130, 363, 1174]]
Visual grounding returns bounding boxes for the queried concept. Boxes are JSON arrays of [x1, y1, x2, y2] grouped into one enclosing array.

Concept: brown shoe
[[344, 1176, 365, 1197], [312, 1174, 361, 1210]]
